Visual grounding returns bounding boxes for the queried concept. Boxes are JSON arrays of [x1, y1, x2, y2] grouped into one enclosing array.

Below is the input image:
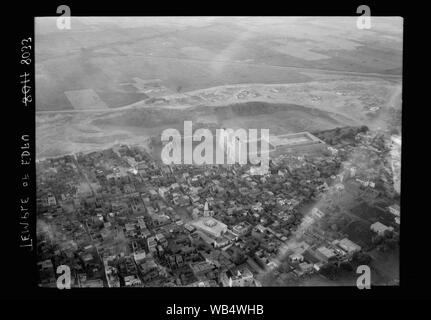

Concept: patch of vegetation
[[312, 126, 369, 146]]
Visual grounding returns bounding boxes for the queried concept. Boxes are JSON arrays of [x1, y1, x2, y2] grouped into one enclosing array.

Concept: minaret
[[204, 201, 210, 217]]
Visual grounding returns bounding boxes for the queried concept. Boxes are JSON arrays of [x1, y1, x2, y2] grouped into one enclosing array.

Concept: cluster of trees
[[372, 229, 399, 251], [320, 251, 372, 280], [313, 126, 369, 146]]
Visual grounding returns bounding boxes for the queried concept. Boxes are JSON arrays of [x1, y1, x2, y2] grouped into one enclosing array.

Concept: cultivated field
[[35, 17, 402, 111]]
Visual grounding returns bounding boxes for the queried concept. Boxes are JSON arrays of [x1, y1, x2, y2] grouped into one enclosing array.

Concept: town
[[36, 126, 400, 287]]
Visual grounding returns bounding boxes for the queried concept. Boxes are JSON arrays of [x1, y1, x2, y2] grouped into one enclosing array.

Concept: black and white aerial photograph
[[34, 16, 402, 289]]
